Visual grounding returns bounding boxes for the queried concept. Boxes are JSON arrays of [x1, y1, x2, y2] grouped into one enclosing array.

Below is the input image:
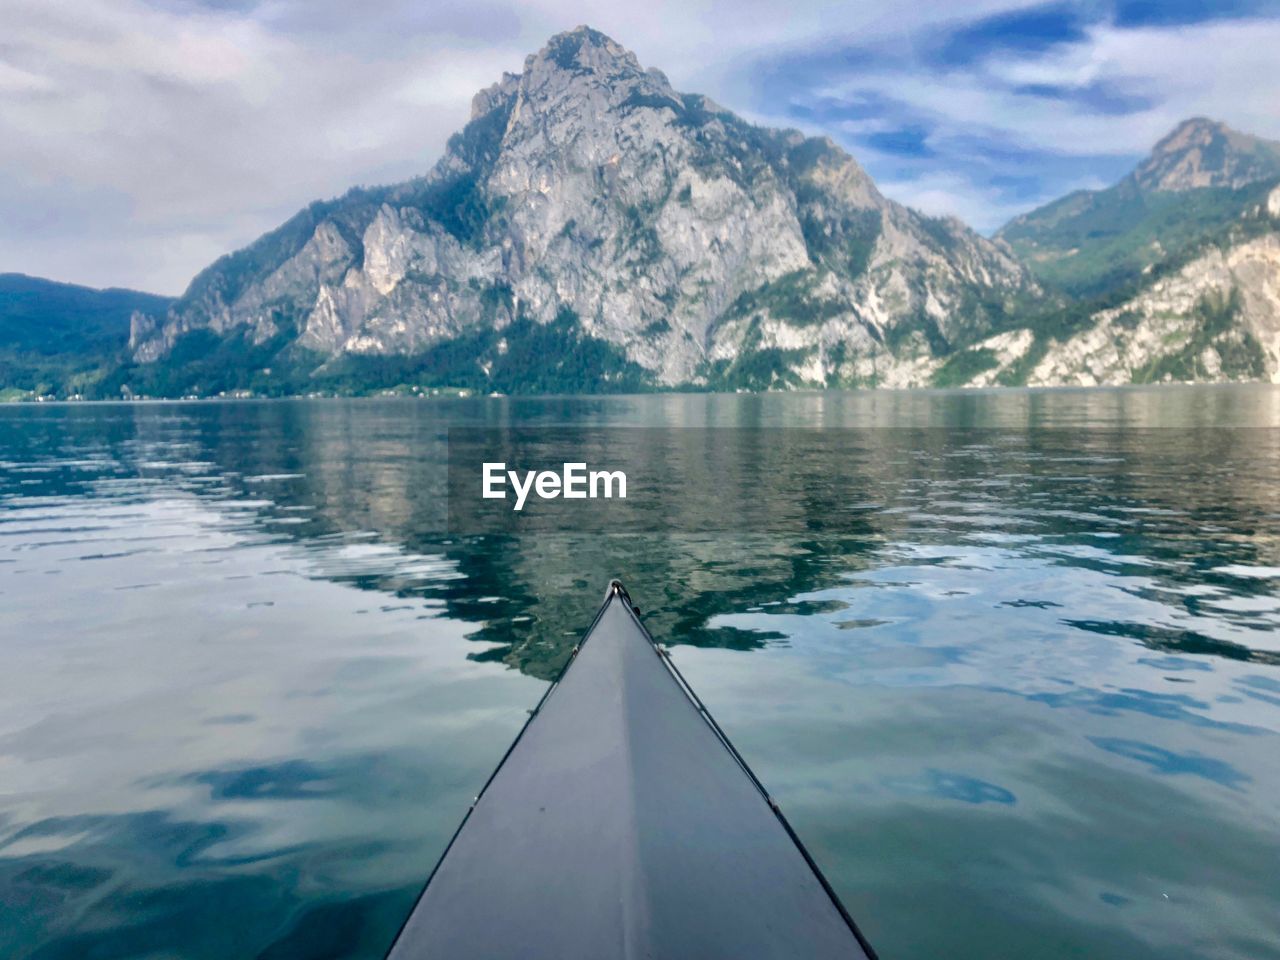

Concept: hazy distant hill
[[985, 118, 1280, 387], [0, 274, 172, 397], [998, 118, 1280, 298]]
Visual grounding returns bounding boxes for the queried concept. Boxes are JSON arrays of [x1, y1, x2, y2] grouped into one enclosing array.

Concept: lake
[[1, 387, 1278, 959]]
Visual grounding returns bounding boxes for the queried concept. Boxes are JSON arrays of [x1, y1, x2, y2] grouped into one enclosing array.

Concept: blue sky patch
[[1009, 78, 1158, 116], [1111, 0, 1280, 28], [861, 125, 936, 159], [930, 3, 1091, 66], [738, 0, 1280, 231]]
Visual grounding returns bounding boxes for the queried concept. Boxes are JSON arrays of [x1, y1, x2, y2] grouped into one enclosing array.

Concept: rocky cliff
[[997, 119, 1280, 298], [1133, 118, 1280, 193], [990, 121, 1280, 386], [119, 32, 1280, 395], [127, 27, 1031, 392]]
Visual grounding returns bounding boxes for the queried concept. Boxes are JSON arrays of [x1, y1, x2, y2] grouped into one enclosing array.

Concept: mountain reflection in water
[[1, 387, 1278, 960]]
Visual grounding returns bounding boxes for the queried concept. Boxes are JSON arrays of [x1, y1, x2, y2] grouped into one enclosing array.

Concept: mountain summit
[[127, 26, 1030, 392], [995, 116, 1280, 387], [112, 33, 1280, 397], [1133, 117, 1280, 193], [997, 116, 1280, 297]]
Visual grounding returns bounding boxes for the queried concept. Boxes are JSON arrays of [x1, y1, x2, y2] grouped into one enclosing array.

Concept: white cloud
[[0, 0, 525, 292], [1083, 19, 1280, 141], [1, 1, 1278, 292], [1, 0, 1045, 291], [775, 15, 1280, 233], [877, 170, 1111, 234], [0, 59, 55, 94]]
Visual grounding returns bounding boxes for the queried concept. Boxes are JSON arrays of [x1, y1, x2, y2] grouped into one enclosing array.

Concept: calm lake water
[[1, 387, 1279, 960]]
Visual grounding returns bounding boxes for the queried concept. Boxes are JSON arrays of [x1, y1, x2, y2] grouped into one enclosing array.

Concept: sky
[[3, 0, 1280, 294]]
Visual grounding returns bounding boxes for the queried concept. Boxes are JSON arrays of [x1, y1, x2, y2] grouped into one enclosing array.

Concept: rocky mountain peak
[[527, 26, 645, 79], [470, 72, 520, 121], [469, 27, 652, 124], [511, 26, 675, 129], [126, 26, 1033, 392], [1133, 117, 1280, 192]]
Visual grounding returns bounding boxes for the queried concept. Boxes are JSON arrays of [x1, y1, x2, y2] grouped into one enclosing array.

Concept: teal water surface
[[1, 387, 1278, 959]]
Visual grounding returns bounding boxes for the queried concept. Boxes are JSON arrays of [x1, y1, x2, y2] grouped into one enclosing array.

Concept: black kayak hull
[[386, 582, 874, 959]]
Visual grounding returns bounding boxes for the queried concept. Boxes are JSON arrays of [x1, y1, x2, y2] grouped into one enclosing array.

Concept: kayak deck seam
[[379, 586, 615, 958], [383, 579, 879, 960], [612, 594, 882, 960]]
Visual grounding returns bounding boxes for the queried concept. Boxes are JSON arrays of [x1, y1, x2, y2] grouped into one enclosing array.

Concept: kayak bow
[[386, 580, 875, 959]]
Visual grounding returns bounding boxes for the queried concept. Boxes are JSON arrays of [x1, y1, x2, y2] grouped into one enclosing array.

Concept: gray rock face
[[1030, 216, 1280, 387], [129, 30, 1280, 393], [986, 115, 1280, 389], [130, 26, 1031, 387], [1134, 118, 1280, 193]]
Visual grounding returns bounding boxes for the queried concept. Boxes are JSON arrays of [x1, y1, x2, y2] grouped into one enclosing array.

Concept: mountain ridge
[[988, 116, 1280, 386], [3, 27, 1279, 397], [0, 274, 173, 398], [996, 117, 1280, 297], [123, 25, 1033, 395], [1134, 117, 1280, 193]]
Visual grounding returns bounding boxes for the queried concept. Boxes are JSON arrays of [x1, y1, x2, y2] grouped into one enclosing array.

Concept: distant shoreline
[[4, 381, 1278, 407]]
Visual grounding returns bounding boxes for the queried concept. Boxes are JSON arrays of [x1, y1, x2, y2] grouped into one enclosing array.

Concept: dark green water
[[1, 387, 1278, 959]]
